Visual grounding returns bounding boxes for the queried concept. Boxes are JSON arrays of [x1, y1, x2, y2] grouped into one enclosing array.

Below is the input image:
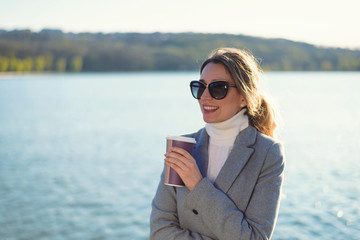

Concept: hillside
[[0, 29, 359, 72]]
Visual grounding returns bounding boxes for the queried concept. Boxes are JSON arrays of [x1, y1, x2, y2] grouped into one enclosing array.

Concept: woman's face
[[198, 62, 246, 123]]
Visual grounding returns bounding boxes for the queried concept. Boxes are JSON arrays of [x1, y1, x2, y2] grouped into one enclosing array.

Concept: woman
[[150, 48, 285, 240]]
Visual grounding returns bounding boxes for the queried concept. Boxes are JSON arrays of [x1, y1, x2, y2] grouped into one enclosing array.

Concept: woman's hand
[[164, 147, 203, 191]]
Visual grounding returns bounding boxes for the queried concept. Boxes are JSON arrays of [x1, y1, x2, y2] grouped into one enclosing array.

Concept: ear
[[239, 95, 247, 108]]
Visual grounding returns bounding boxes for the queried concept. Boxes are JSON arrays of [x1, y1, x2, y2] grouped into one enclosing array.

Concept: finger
[[170, 147, 194, 160], [166, 155, 198, 176], [165, 157, 188, 171], [165, 151, 188, 161], [165, 153, 195, 171]]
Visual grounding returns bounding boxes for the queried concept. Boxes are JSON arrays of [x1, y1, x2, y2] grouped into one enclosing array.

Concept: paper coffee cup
[[165, 136, 196, 187]]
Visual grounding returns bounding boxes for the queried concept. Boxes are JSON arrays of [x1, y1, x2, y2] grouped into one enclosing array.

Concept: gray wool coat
[[150, 126, 285, 240]]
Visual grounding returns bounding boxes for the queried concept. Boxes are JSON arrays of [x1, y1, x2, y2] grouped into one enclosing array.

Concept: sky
[[0, 0, 359, 49]]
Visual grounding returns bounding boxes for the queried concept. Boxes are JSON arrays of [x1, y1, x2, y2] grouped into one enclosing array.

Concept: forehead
[[200, 63, 234, 83]]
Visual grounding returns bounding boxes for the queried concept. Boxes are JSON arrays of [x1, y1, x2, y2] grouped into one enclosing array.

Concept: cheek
[[229, 94, 243, 107]]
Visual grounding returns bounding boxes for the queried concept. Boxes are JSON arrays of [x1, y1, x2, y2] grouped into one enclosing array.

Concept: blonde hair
[[200, 48, 277, 137]]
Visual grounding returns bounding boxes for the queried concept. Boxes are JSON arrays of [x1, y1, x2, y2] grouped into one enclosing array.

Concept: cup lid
[[166, 135, 196, 143]]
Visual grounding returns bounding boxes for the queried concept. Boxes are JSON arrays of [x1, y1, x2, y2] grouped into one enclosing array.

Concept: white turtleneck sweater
[[205, 108, 249, 183]]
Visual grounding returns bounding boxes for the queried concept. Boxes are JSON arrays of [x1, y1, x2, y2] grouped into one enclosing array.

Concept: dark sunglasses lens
[[190, 82, 205, 99], [209, 82, 228, 99]]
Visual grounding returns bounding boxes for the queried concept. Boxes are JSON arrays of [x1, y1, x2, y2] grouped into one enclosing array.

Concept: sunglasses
[[190, 80, 237, 100]]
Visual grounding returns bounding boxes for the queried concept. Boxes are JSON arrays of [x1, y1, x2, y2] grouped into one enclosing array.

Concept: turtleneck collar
[[205, 108, 249, 144]]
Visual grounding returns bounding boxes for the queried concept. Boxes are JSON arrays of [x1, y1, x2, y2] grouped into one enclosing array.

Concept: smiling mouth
[[203, 106, 219, 111]]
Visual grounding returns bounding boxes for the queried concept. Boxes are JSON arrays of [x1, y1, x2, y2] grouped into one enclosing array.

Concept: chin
[[203, 117, 219, 124]]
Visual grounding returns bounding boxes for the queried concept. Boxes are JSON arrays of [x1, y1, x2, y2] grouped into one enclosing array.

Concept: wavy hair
[[200, 48, 277, 137]]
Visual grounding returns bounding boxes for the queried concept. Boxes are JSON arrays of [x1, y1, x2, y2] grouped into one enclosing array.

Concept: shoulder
[[253, 129, 284, 155], [253, 130, 285, 171], [238, 126, 285, 169]]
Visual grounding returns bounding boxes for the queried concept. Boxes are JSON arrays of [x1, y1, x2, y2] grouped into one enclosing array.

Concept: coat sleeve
[[184, 142, 285, 240], [150, 168, 215, 240]]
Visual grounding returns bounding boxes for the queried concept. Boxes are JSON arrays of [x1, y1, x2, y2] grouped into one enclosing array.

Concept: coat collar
[[192, 128, 209, 178], [193, 125, 257, 193]]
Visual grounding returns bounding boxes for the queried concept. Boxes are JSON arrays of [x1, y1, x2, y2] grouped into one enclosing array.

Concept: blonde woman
[[151, 48, 285, 240]]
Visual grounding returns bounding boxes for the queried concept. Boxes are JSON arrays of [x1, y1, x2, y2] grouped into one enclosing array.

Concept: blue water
[[0, 72, 359, 239]]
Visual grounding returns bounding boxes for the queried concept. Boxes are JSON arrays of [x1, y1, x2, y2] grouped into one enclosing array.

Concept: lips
[[203, 105, 219, 112]]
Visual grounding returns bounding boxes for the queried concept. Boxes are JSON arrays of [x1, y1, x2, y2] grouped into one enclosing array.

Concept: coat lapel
[[214, 126, 257, 193], [192, 128, 209, 178]]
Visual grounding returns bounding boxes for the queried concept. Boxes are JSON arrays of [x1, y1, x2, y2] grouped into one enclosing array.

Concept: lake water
[[0, 72, 359, 240]]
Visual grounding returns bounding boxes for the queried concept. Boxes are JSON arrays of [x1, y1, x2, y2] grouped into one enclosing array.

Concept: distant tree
[[0, 29, 359, 72], [44, 54, 53, 71], [321, 61, 333, 71], [9, 57, 18, 72], [23, 57, 34, 71], [70, 56, 83, 72], [56, 58, 66, 72], [0, 56, 9, 71], [35, 56, 46, 71]]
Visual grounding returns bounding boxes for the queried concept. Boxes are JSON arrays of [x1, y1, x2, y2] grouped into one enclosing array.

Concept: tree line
[[0, 29, 359, 72]]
